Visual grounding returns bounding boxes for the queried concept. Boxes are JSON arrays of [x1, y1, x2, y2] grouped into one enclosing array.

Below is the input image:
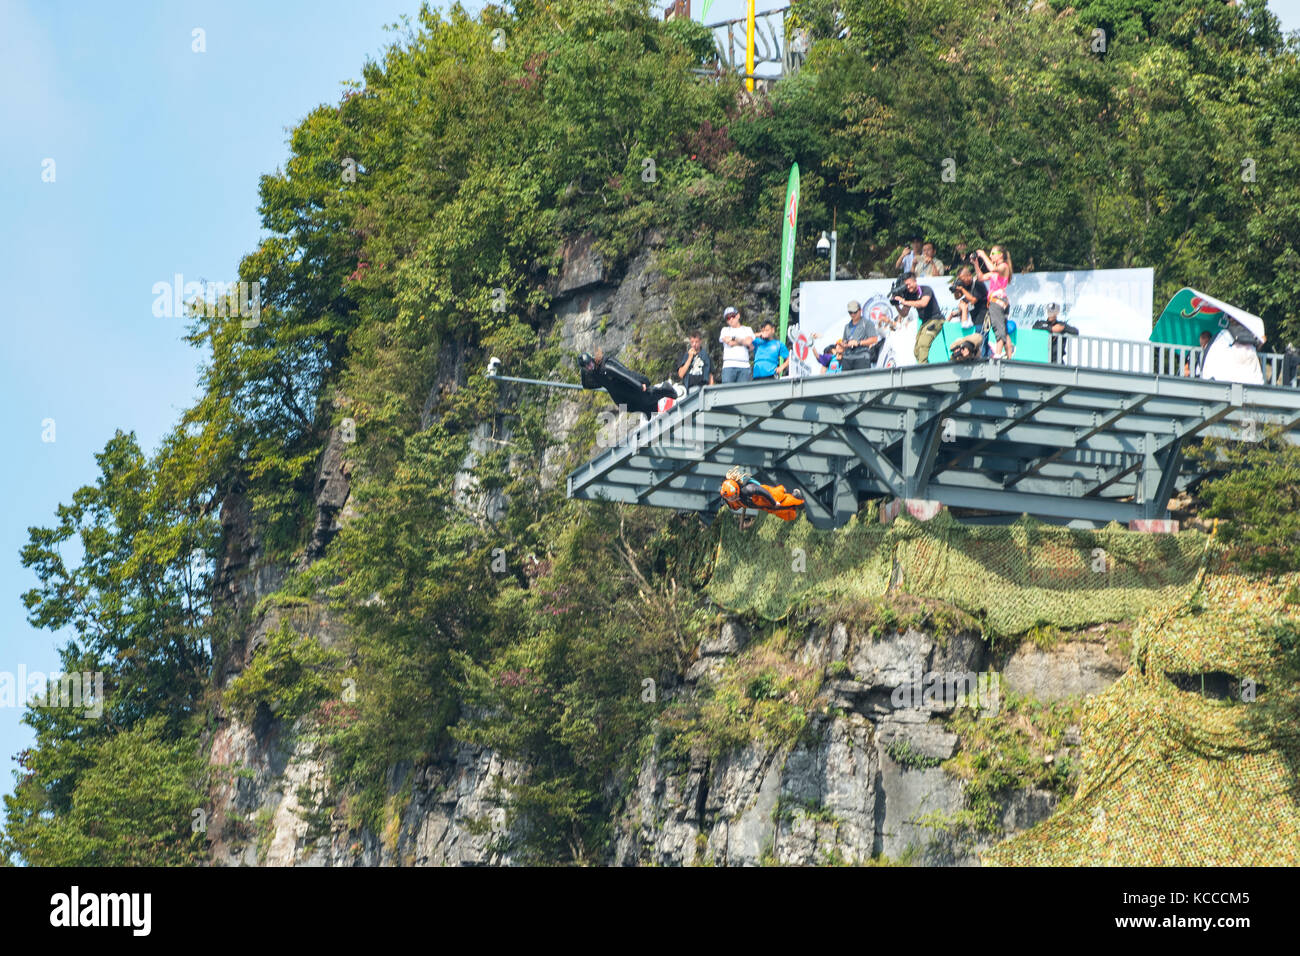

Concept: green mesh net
[[707, 512, 1299, 864], [986, 572, 1300, 866], [707, 510, 1214, 635]]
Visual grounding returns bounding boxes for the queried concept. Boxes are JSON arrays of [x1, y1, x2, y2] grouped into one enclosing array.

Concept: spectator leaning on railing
[[1032, 303, 1078, 363], [676, 329, 714, 390], [1183, 329, 1213, 377], [812, 337, 847, 374], [751, 320, 790, 380]]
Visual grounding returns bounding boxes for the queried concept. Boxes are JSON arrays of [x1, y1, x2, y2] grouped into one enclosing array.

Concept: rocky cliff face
[[208, 598, 1112, 865], [207, 238, 680, 866], [610, 620, 1094, 867], [206, 434, 528, 867]]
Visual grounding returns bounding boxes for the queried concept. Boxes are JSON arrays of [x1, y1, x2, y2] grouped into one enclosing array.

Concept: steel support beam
[[834, 424, 906, 497], [568, 358, 1300, 529]]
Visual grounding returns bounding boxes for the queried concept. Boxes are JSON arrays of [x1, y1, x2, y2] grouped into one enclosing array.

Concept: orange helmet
[[720, 478, 742, 505]]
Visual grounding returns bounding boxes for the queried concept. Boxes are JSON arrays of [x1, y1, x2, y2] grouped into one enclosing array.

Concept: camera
[[486, 357, 502, 378]]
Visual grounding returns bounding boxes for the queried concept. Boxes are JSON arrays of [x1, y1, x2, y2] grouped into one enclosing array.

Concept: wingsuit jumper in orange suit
[[720, 469, 805, 521]]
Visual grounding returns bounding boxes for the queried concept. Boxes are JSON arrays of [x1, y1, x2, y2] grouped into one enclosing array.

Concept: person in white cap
[[718, 306, 755, 383]]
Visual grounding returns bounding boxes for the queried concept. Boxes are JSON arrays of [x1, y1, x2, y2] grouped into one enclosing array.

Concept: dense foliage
[[1193, 433, 1300, 572], [6, 0, 1300, 865]]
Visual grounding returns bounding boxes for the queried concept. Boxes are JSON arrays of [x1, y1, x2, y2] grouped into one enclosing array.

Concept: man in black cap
[[578, 350, 678, 418], [1032, 303, 1078, 364]]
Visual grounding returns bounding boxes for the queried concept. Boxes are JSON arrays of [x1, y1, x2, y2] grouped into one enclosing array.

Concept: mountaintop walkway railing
[[1044, 332, 1292, 386]]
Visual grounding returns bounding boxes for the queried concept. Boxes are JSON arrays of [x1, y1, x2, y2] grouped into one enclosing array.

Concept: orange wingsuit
[[720, 475, 805, 522]]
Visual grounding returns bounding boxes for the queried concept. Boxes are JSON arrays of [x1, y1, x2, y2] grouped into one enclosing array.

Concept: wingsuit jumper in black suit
[[581, 357, 677, 417]]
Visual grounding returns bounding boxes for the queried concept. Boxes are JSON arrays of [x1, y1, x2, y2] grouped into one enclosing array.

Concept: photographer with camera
[[948, 238, 977, 274], [949, 265, 989, 334], [840, 300, 881, 372], [949, 330, 985, 363], [894, 236, 923, 276], [891, 272, 945, 364], [974, 245, 1014, 359]]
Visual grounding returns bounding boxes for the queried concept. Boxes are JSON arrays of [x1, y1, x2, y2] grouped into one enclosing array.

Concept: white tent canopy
[[1188, 288, 1266, 344]]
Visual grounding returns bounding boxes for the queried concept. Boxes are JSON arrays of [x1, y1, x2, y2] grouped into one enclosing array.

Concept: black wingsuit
[[581, 357, 677, 417]]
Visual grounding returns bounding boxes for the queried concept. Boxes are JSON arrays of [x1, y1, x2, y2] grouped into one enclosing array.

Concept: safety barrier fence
[[1047, 332, 1291, 385]]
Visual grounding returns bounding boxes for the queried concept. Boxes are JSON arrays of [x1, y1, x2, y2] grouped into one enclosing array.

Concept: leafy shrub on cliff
[[943, 694, 1084, 836], [662, 640, 824, 760], [453, 505, 707, 863], [224, 623, 343, 725]]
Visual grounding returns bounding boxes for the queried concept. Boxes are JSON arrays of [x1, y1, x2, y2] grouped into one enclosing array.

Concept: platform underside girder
[[567, 360, 1300, 528]]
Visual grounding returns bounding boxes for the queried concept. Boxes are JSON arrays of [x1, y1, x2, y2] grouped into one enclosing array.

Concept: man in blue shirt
[[751, 320, 790, 380]]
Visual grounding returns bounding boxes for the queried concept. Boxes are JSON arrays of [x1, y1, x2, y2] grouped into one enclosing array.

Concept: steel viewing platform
[[566, 338, 1300, 529]]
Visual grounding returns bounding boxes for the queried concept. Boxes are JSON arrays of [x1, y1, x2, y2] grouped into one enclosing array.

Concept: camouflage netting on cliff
[[986, 572, 1300, 865], [707, 511, 1214, 636]]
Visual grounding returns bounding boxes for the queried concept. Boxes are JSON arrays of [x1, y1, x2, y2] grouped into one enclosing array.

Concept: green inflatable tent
[[1151, 288, 1266, 347]]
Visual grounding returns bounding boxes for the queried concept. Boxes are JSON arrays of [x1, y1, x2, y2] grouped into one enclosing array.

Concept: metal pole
[[746, 0, 755, 92], [488, 373, 584, 390], [829, 207, 838, 281]]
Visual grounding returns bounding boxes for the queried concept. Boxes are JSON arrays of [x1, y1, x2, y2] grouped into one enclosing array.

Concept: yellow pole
[[746, 0, 755, 91]]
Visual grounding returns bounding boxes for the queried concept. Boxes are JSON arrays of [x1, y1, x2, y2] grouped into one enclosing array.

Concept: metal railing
[[1043, 332, 1294, 386], [704, 6, 802, 79]]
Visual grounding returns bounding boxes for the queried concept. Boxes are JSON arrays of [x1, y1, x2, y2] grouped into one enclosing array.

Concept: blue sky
[[1, 0, 1299, 811]]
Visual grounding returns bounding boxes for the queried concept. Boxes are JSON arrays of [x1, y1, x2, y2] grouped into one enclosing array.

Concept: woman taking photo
[[975, 245, 1014, 359]]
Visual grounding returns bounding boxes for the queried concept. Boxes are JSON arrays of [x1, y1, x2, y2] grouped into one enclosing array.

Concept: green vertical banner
[[699, 0, 715, 20], [778, 162, 800, 343]]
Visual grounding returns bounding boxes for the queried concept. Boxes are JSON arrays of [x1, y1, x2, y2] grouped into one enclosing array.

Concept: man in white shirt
[[718, 306, 755, 383]]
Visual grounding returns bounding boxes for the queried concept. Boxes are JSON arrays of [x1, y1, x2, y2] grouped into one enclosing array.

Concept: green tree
[[5, 426, 217, 865], [1195, 435, 1300, 573]]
